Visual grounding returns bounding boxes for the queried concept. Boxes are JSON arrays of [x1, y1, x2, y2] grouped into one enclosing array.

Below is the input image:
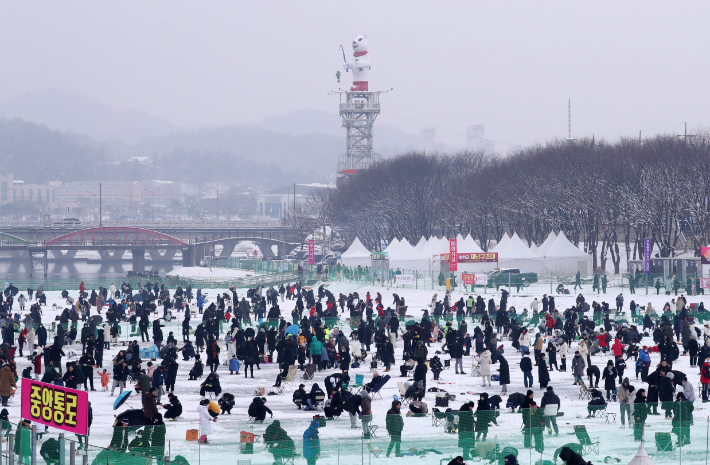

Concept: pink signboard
[[308, 240, 315, 265], [449, 239, 458, 271], [21, 379, 89, 435]]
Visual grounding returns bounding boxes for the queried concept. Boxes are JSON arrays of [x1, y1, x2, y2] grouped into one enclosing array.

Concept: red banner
[[449, 239, 458, 271], [21, 379, 89, 435], [462, 273, 475, 284], [308, 240, 315, 265], [439, 252, 498, 263]]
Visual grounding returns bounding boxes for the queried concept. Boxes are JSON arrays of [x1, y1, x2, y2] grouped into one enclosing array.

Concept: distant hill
[[0, 118, 106, 183], [0, 89, 177, 144]]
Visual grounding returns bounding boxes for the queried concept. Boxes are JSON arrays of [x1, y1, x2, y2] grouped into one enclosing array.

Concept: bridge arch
[[0, 232, 27, 245], [46, 227, 187, 247]]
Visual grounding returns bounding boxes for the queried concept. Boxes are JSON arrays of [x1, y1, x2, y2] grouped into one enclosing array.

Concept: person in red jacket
[[596, 331, 609, 353], [611, 338, 625, 359], [545, 315, 555, 336], [701, 358, 710, 402], [33, 351, 42, 381]]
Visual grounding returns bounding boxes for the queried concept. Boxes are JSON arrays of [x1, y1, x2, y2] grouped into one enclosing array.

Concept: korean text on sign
[[21, 379, 89, 435]]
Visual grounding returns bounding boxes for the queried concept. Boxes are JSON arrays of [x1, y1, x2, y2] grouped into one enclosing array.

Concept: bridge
[[0, 223, 302, 277]]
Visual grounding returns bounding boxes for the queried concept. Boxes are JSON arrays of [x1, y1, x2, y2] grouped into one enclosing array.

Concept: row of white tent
[[341, 231, 592, 274]]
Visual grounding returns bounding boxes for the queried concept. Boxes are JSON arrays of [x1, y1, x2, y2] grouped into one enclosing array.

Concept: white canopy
[[496, 233, 545, 272], [414, 236, 428, 252], [388, 238, 431, 271], [460, 234, 484, 253], [341, 237, 371, 267], [627, 443, 654, 465], [536, 231, 558, 257], [492, 233, 511, 252], [544, 231, 592, 275]]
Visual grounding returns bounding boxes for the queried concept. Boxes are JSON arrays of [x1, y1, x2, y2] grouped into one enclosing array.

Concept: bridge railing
[[0, 220, 286, 229]]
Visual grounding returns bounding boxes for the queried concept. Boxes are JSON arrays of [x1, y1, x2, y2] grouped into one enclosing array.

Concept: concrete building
[[0, 174, 56, 204], [257, 183, 332, 221], [466, 124, 495, 155]]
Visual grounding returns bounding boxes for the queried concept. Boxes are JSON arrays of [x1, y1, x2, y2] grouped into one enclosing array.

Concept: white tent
[[627, 443, 654, 465], [414, 236, 428, 252], [492, 233, 511, 252], [496, 233, 545, 272], [536, 231, 558, 257], [341, 237, 371, 267], [460, 235, 484, 253], [388, 238, 430, 271], [543, 231, 592, 275], [384, 238, 400, 252]]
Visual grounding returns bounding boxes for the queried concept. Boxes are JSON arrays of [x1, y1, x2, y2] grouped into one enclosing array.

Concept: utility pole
[[678, 122, 695, 142], [99, 183, 102, 227]]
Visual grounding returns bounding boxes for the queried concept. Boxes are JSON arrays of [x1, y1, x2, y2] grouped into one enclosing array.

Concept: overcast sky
[[1, 1, 708, 148]]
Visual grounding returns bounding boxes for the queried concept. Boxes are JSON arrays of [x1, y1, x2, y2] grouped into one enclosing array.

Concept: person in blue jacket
[[229, 356, 241, 375], [303, 419, 321, 465]]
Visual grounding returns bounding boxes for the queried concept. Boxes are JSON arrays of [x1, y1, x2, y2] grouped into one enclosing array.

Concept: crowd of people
[[1, 278, 707, 465]]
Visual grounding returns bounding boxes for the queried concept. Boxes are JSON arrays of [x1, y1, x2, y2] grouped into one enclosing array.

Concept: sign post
[[449, 239, 457, 272], [644, 238, 651, 295], [308, 240, 315, 265]]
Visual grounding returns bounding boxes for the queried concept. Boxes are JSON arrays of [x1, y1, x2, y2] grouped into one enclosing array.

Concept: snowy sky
[[0, 1, 708, 148]]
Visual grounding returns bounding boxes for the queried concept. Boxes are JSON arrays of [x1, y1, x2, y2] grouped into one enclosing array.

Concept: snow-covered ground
[[6, 282, 707, 465]]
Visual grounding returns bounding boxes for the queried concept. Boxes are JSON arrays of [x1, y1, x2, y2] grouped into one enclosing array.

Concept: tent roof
[[492, 233, 510, 252], [460, 235, 483, 253], [342, 237, 370, 258], [627, 443, 654, 465], [497, 233, 542, 259], [545, 231, 589, 258], [414, 237, 428, 251], [387, 238, 414, 259], [384, 238, 401, 252], [536, 231, 557, 257]]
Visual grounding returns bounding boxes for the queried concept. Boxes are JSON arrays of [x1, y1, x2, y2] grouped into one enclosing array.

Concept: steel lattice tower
[[332, 90, 388, 179]]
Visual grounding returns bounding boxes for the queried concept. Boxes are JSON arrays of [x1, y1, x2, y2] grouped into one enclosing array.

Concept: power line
[[380, 108, 525, 147]]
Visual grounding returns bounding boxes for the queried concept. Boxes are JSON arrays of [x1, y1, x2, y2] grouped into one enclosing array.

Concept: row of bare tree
[[312, 134, 710, 274]]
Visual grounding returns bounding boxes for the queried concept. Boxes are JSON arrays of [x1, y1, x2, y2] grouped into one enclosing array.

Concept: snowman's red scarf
[[353, 51, 368, 57]]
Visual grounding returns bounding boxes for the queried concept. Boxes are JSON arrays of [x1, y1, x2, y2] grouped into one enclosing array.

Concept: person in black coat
[[188, 356, 204, 380], [538, 360, 550, 389], [602, 360, 618, 401], [247, 397, 273, 422], [659, 371, 675, 418], [343, 393, 363, 428], [162, 393, 182, 420], [498, 355, 510, 393], [520, 354, 533, 388], [293, 384, 307, 409], [413, 358, 428, 393], [586, 364, 600, 388], [559, 446, 591, 465]]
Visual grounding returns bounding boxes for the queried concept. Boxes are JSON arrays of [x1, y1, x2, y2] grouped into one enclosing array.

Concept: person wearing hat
[[162, 392, 183, 420], [303, 419, 321, 465], [15, 419, 31, 463], [637, 346, 651, 382], [293, 384, 308, 409]]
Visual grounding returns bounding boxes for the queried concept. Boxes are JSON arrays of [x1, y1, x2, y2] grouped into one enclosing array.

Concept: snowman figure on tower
[[343, 34, 371, 91]]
